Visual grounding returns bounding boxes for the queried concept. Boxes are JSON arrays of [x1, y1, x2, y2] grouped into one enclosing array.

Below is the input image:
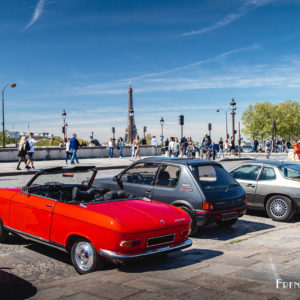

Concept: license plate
[[222, 212, 238, 221]]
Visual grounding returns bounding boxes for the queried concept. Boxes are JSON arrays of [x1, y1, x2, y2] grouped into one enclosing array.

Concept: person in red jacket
[[292, 140, 300, 160]]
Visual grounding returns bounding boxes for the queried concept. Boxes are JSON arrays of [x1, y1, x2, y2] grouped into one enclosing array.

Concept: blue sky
[[1, 0, 300, 142]]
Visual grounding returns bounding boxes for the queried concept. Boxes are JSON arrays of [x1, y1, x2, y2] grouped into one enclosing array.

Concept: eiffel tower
[[124, 82, 137, 143]]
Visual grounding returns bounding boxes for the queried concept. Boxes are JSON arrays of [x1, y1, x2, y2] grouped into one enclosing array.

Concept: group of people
[[16, 133, 81, 170]]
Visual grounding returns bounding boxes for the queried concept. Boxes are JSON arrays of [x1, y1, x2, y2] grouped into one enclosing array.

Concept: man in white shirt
[[25, 133, 45, 170], [151, 136, 158, 147]]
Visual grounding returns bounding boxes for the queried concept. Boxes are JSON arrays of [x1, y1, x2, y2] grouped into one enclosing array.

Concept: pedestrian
[[141, 136, 147, 145], [218, 137, 224, 158], [165, 138, 169, 149], [151, 136, 158, 146], [173, 137, 180, 157], [16, 136, 27, 170], [117, 137, 124, 158], [70, 133, 80, 164], [65, 138, 71, 164], [133, 136, 141, 161], [181, 136, 188, 156], [208, 142, 217, 160], [107, 138, 114, 158], [169, 137, 174, 157], [224, 139, 229, 155], [292, 140, 300, 160], [25, 133, 45, 170], [230, 138, 236, 155], [253, 139, 258, 152], [265, 139, 271, 159]]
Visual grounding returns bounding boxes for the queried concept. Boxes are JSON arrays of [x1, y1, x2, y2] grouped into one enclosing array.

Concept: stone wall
[[0, 146, 162, 162]]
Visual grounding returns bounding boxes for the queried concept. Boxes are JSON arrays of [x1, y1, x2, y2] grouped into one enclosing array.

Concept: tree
[[241, 100, 300, 141]]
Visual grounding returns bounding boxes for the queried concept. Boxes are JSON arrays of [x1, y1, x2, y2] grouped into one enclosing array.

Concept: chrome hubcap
[[270, 199, 287, 218], [75, 242, 94, 271]]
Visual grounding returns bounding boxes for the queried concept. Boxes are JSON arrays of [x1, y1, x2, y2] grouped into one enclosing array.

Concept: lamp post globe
[[1, 82, 16, 147]]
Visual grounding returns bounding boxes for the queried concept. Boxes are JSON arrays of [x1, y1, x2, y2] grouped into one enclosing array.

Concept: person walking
[[70, 133, 80, 164], [173, 137, 180, 157], [292, 140, 300, 160], [16, 136, 27, 170], [107, 138, 114, 158], [168, 137, 174, 157], [224, 139, 229, 155], [25, 133, 45, 170], [218, 137, 224, 158], [133, 136, 141, 161], [151, 136, 158, 146], [65, 138, 71, 164], [117, 137, 124, 158]]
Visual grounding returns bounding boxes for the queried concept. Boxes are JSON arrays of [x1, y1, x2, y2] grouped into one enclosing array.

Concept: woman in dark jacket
[[16, 136, 27, 170]]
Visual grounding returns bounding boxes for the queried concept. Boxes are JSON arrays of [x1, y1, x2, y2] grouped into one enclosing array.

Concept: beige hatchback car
[[230, 160, 300, 221]]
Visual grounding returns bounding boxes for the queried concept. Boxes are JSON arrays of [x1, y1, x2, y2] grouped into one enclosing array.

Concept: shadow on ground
[[119, 248, 223, 273], [0, 269, 37, 299], [194, 218, 275, 241]]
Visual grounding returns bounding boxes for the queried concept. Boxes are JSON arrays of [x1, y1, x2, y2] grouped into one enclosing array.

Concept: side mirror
[[21, 186, 28, 194], [113, 175, 118, 182]]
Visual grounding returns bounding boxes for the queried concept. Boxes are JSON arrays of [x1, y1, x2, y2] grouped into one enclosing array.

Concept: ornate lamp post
[[129, 110, 134, 143], [1, 83, 16, 147], [216, 108, 229, 139], [230, 98, 237, 143], [112, 127, 115, 142], [62, 109, 68, 142], [160, 117, 164, 145]]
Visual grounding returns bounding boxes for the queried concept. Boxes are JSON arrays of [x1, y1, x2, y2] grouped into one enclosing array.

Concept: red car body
[[0, 166, 192, 274]]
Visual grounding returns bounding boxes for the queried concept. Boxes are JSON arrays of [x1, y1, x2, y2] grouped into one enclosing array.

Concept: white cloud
[[24, 0, 47, 30], [181, 0, 274, 37]]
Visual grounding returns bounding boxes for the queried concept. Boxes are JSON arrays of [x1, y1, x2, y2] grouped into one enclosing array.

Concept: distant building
[[124, 83, 137, 143]]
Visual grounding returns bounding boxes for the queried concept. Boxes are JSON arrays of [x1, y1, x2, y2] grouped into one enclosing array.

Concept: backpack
[[24, 140, 31, 152]]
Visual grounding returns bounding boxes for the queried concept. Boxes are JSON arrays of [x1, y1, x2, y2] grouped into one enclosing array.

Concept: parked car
[[91, 158, 247, 234], [230, 160, 300, 221], [0, 166, 192, 274]]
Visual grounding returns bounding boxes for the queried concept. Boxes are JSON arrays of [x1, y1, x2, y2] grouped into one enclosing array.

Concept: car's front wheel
[[266, 195, 294, 222], [0, 219, 9, 243], [71, 238, 105, 274], [179, 206, 198, 236]]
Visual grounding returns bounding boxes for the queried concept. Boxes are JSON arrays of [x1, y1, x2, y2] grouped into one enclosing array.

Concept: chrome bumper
[[99, 239, 192, 262]]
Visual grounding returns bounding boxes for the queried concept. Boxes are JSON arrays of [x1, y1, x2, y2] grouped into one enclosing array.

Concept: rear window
[[189, 164, 237, 190], [280, 165, 300, 180]]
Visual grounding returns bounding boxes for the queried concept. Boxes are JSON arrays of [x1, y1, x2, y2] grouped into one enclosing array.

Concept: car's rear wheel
[[179, 206, 198, 236], [266, 195, 294, 222], [71, 238, 105, 274], [0, 220, 9, 243], [216, 218, 238, 227]]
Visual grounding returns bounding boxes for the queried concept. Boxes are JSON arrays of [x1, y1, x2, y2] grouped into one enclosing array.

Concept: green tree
[[241, 100, 300, 140]]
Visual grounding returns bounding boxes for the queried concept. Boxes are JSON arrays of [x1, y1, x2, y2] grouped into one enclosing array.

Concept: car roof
[[142, 157, 220, 166]]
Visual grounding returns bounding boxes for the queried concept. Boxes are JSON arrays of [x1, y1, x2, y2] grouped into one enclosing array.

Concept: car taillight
[[120, 239, 141, 247], [202, 201, 214, 210], [244, 195, 247, 204]]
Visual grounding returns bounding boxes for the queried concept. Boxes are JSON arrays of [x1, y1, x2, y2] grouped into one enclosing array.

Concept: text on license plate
[[222, 212, 238, 221]]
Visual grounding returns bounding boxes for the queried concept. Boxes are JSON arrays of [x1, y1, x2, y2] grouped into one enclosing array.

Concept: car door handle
[[46, 204, 53, 209], [246, 184, 255, 188]]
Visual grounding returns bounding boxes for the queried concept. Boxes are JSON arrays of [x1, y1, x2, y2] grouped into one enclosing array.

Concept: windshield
[[28, 168, 96, 187], [189, 164, 238, 190], [279, 164, 300, 180]]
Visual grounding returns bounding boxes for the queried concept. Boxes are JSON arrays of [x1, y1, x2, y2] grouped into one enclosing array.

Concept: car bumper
[[99, 239, 192, 263], [195, 205, 247, 226]]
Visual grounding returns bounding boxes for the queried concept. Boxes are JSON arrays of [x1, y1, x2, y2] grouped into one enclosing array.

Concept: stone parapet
[[0, 146, 162, 162]]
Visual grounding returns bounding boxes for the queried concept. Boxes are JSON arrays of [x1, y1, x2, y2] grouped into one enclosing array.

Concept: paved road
[[1, 159, 300, 299]]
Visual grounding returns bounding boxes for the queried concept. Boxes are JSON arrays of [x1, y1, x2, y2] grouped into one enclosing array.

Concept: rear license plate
[[222, 212, 238, 221]]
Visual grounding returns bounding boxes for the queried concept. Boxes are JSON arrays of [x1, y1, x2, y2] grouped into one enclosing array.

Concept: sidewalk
[[26, 222, 300, 299], [0, 153, 292, 177]]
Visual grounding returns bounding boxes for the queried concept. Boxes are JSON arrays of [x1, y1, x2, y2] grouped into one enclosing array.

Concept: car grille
[[147, 234, 175, 247]]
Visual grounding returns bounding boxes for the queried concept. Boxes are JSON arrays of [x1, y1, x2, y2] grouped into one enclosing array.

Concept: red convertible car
[[0, 166, 192, 274]]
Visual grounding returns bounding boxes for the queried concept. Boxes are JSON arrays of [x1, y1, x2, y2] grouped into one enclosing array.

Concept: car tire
[[216, 218, 238, 227], [0, 219, 9, 243], [179, 206, 198, 236], [266, 195, 294, 222], [71, 238, 105, 274]]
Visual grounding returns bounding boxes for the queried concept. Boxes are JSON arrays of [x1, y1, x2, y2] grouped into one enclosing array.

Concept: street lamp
[[129, 110, 134, 143], [216, 108, 229, 139], [61, 109, 68, 142], [143, 126, 147, 137], [1, 83, 16, 147], [160, 117, 164, 145], [230, 98, 237, 143], [112, 126, 115, 141]]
